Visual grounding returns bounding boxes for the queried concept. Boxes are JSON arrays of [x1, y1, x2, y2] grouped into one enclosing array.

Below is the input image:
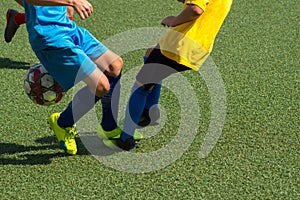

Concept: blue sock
[[144, 81, 162, 110], [100, 74, 121, 131], [120, 83, 151, 141], [143, 56, 162, 110], [58, 86, 101, 128]]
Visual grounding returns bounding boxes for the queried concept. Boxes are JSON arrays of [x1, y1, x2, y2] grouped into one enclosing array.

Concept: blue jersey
[[23, 1, 76, 50]]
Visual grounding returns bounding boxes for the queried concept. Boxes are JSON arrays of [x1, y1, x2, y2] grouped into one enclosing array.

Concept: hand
[[73, 0, 93, 20], [161, 16, 177, 27], [67, 6, 74, 18]]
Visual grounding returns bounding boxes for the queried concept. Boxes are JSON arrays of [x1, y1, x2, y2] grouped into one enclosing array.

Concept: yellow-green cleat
[[48, 113, 78, 155], [97, 125, 143, 141]]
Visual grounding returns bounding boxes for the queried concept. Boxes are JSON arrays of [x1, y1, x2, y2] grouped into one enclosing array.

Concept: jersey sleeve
[[185, 0, 209, 11]]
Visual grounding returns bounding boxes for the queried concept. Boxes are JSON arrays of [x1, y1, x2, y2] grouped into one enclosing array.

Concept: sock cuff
[[14, 13, 26, 26]]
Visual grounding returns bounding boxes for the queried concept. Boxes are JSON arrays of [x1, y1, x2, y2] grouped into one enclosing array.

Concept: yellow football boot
[[97, 125, 143, 141], [48, 113, 77, 155]]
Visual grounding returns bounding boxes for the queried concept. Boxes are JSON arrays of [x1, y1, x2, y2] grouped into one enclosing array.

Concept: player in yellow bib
[[160, 0, 232, 70], [103, 0, 233, 150]]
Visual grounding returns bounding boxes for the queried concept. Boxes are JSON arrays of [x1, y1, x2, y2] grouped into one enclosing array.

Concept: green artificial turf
[[0, 0, 299, 199]]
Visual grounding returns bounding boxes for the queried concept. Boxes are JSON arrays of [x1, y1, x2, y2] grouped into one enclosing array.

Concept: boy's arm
[[25, 0, 93, 20], [161, 3, 204, 27]]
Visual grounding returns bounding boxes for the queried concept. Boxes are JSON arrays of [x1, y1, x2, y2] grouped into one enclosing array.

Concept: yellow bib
[[159, 0, 232, 71]]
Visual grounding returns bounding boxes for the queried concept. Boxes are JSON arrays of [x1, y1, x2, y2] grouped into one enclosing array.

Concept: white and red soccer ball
[[24, 63, 65, 106]]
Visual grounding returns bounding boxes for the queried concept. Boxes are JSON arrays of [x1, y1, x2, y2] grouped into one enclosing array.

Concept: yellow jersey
[[159, 0, 233, 71]]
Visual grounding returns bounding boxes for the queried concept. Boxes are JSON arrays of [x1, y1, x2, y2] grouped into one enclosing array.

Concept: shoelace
[[65, 127, 77, 139]]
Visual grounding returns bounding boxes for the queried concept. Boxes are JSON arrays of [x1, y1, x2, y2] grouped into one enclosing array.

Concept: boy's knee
[[107, 57, 123, 77], [95, 79, 110, 97]]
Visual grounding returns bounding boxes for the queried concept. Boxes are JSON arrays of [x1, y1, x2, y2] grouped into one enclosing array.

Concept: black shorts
[[136, 47, 190, 87]]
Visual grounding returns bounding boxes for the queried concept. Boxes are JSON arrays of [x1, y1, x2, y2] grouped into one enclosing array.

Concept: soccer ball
[[24, 63, 65, 106]]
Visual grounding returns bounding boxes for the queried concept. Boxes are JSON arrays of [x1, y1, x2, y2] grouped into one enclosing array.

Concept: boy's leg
[[103, 73, 166, 151], [92, 49, 123, 77], [93, 50, 122, 132], [48, 66, 107, 155], [120, 63, 179, 142], [100, 74, 121, 131], [138, 49, 162, 128], [58, 50, 123, 129], [5, 9, 26, 43], [138, 83, 162, 128], [36, 44, 110, 155], [49, 65, 109, 155], [92, 50, 144, 140], [138, 54, 162, 128], [55, 34, 122, 128], [104, 48, 190, 150]]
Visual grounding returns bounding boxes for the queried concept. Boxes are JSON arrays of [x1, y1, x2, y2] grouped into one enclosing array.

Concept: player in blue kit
[[22, 0, 142, 155], [5, 1, 74, 43]]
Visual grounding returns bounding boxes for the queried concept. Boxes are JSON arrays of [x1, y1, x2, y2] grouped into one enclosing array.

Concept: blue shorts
[[34, 26, 108, 91]]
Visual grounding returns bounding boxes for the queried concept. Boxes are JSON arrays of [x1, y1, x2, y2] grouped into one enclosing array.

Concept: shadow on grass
[[0, 133, 119, 165], [0, 57, 30, 69], [0, 136, 89, 165], [0, 141, 63, 165]]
